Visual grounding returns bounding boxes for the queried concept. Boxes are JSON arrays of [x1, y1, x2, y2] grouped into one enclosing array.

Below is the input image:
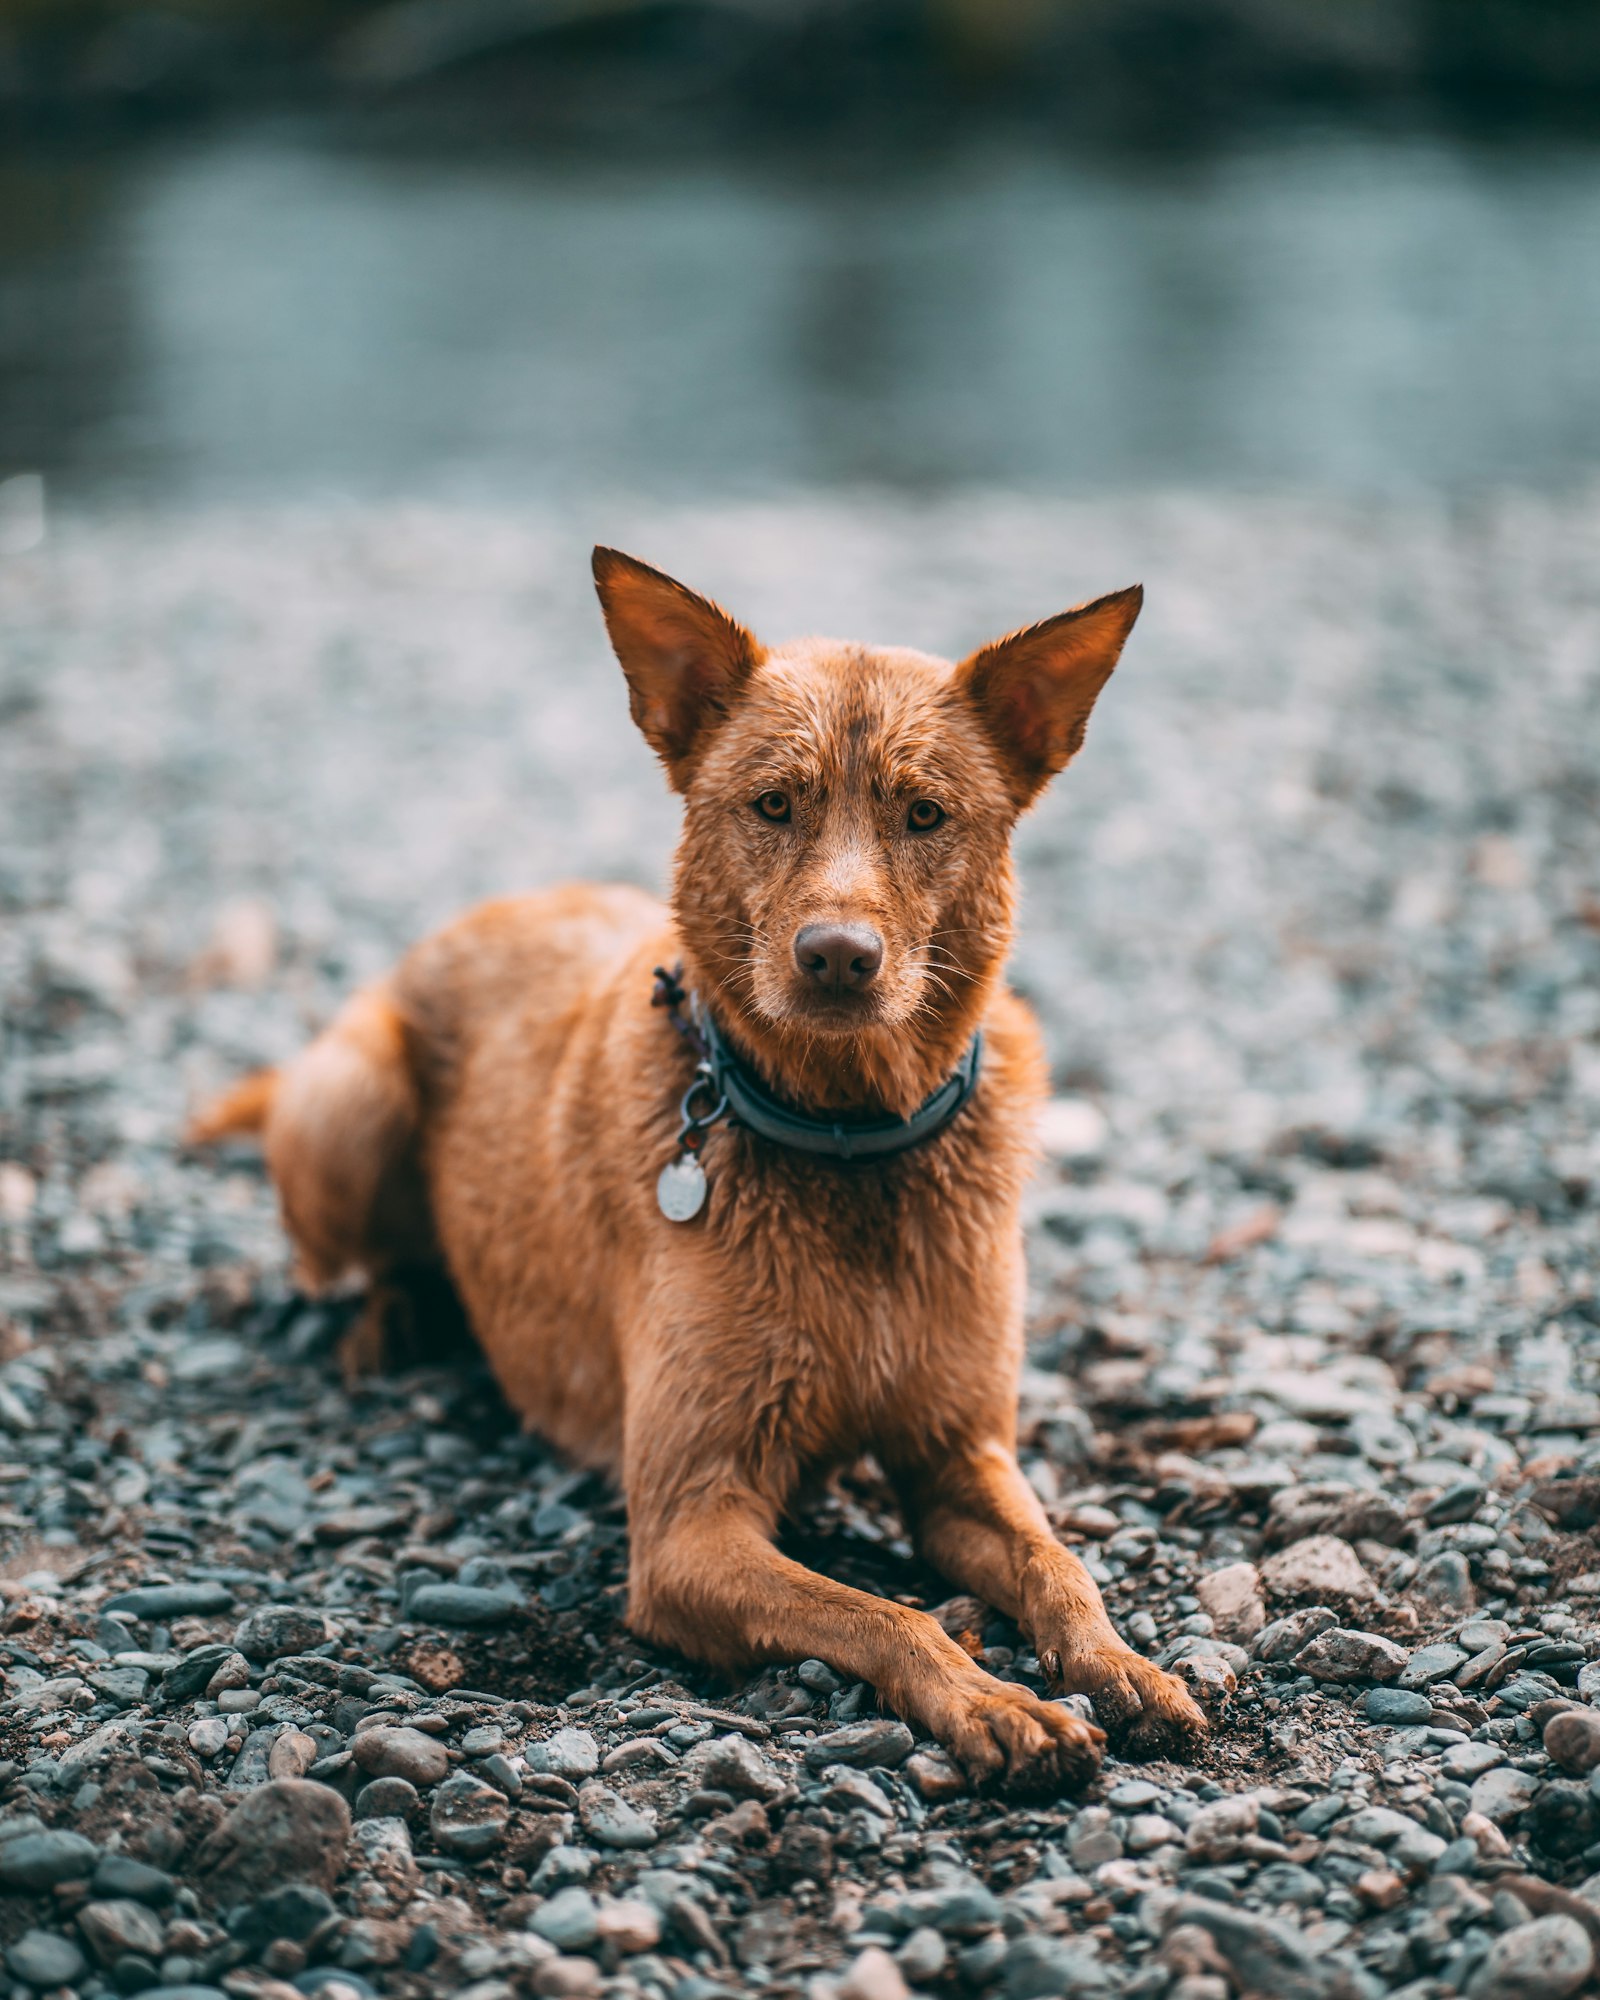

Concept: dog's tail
[[185, 1068, 279, 1148]]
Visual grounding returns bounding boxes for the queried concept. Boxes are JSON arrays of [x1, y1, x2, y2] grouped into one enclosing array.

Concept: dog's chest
[[696, 1125, 1025, 1459]]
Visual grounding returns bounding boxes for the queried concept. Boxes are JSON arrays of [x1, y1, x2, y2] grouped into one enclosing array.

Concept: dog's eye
[[754, 792, 792, 823], [907, 799, 945, 832]]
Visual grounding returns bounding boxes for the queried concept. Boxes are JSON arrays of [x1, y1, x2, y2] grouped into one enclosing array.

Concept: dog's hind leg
[[192, 986, 437, 1374]]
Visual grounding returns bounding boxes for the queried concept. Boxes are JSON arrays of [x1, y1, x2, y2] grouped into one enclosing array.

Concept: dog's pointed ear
[[593, 547, 763, 789], [956, 585, 1142, 807]]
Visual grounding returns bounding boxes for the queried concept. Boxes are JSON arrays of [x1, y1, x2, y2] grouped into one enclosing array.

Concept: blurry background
[[4, 0, 1600, 503]]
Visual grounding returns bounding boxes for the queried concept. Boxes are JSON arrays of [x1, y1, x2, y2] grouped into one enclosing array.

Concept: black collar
[[653, 965, 983, 1164]]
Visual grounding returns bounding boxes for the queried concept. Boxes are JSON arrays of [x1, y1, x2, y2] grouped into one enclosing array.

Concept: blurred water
[[2, 127, 1598, 503]]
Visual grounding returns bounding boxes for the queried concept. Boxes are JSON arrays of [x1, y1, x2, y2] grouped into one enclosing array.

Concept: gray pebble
[[406, 1583, 518, 1628], [1291, 1627, 1409, 1683], [0, 1828, 100, 1889], [803, 1719, 915, 1770], [532, 1727, 600, 1779], [101, 1582, 234, 1619], [233, 1604, 332, 1663], [6, 1929, 89, 1990], [1365, 1687, 1433, 1724], [429, 1770, 511, 1857], [77, 1897, 166, 1966], [577, 1781, 657, 1849], [355, 1776, 420, 1819], [531, 1885, 600, 1951], [1464, 1914, 1594, 1999]]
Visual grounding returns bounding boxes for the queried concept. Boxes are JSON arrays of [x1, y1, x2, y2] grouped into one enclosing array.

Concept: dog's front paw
[[938, 1677, 1104, 1799], [1041, 1642, 1207, 1760]]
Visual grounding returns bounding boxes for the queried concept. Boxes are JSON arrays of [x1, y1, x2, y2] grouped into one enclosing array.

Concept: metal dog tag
[[657, 1154, 707, 1222]]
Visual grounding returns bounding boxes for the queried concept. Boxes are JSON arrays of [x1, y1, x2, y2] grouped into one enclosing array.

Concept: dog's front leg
[[626, 1487, 1103, 1796], [899, 1439, 1207, 1758]]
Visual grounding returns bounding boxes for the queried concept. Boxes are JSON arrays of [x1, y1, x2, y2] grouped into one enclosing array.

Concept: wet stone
[[1400, 1642, 1470, 1688], [429, 1771, 511, 1857], [77, 1898, 166, 1966], [531, 1886, 600, 1951], [1291, 1627, 1409, 1683], [1366, 1687, 1434, 1724], [233, 1605, 332, 1664], [531, 1727, 600, 1780], [1464, 1914, 1594, 1999], [1545, 1708, 1600, 1776], [7, 1929, 89, 1990], [92, 1854, 175, 1902], [351, 1723, 450, 1786], [577, 1781, 657, 1849], [0, 1828, 100, 1889], [405, 1582, 518, 1627], [803, 1719, 915, 1770], [355, 1776, 419, 1819], [101, 1582, 235, 1620]]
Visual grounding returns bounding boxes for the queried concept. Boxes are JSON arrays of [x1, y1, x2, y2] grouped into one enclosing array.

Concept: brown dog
[[190, 549, 1205, 1791]]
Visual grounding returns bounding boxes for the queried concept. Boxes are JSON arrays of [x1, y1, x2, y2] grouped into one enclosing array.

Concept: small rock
[[233, 1605, 332, 1663], [77, 1898, 165, 1967], [406, 1583, 518, 1627], [1464, 1914, 1593, 1999], [7, 1929, 88, 1990], [92, 1855, 174, 1903], [430, 1772, 511, 1858], [1470, 1766, 1541, 1826], [691, 1733, 786, 1801], [204, 1651, 251, 1695], [1399, 1641, 1469, 1689], [192, 1779, 352, 1897], [188, 1716, 230, 1758], [1291, 1627, 1409, 1683], [352, 1725, 451, 1787], [161, 1644, 236, 1701], [594, 1897, 661, 1953], [355, 1777, 419, 1820], [533, 1960, 602, 1998], [838, 1944, 910, 2000], [803, 1719, 914, 1770], [1356, 1868, 1406, 1910], [1159, 1894, 1322, 1999], [577, 1781, 656, 1849], [269, 1729, 319, 1780], [1411, 1549, 1477, 1614], [903, 1748, 966, 1801], [531, 1886, 599, 1951], [532, 1728, 600, 1780], [1545, 1708, 1600, 1776], [0, 1828, 100, 1890], [1441, 1741, 1505, 1781], [1195, 1561, 1266, 1642], [101, 1582, 234, 1620], [1253, 1606, 1338, 1662], [1185, 1795, 1261, 1863], [897, 1927, 948, 1983], [1365, 1687, 1433, 1724], [1259, 1535, 1376, 1605]]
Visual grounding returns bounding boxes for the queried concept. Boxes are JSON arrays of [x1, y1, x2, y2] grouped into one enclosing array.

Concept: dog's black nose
[[793, 922, 884, 994]]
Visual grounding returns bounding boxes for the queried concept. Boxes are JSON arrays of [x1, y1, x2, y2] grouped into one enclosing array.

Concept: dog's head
[[594, 547, 1140, 1112]]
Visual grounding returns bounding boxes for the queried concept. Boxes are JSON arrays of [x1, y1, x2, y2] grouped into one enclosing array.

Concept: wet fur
[[190, 550, 1205, 1789]]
